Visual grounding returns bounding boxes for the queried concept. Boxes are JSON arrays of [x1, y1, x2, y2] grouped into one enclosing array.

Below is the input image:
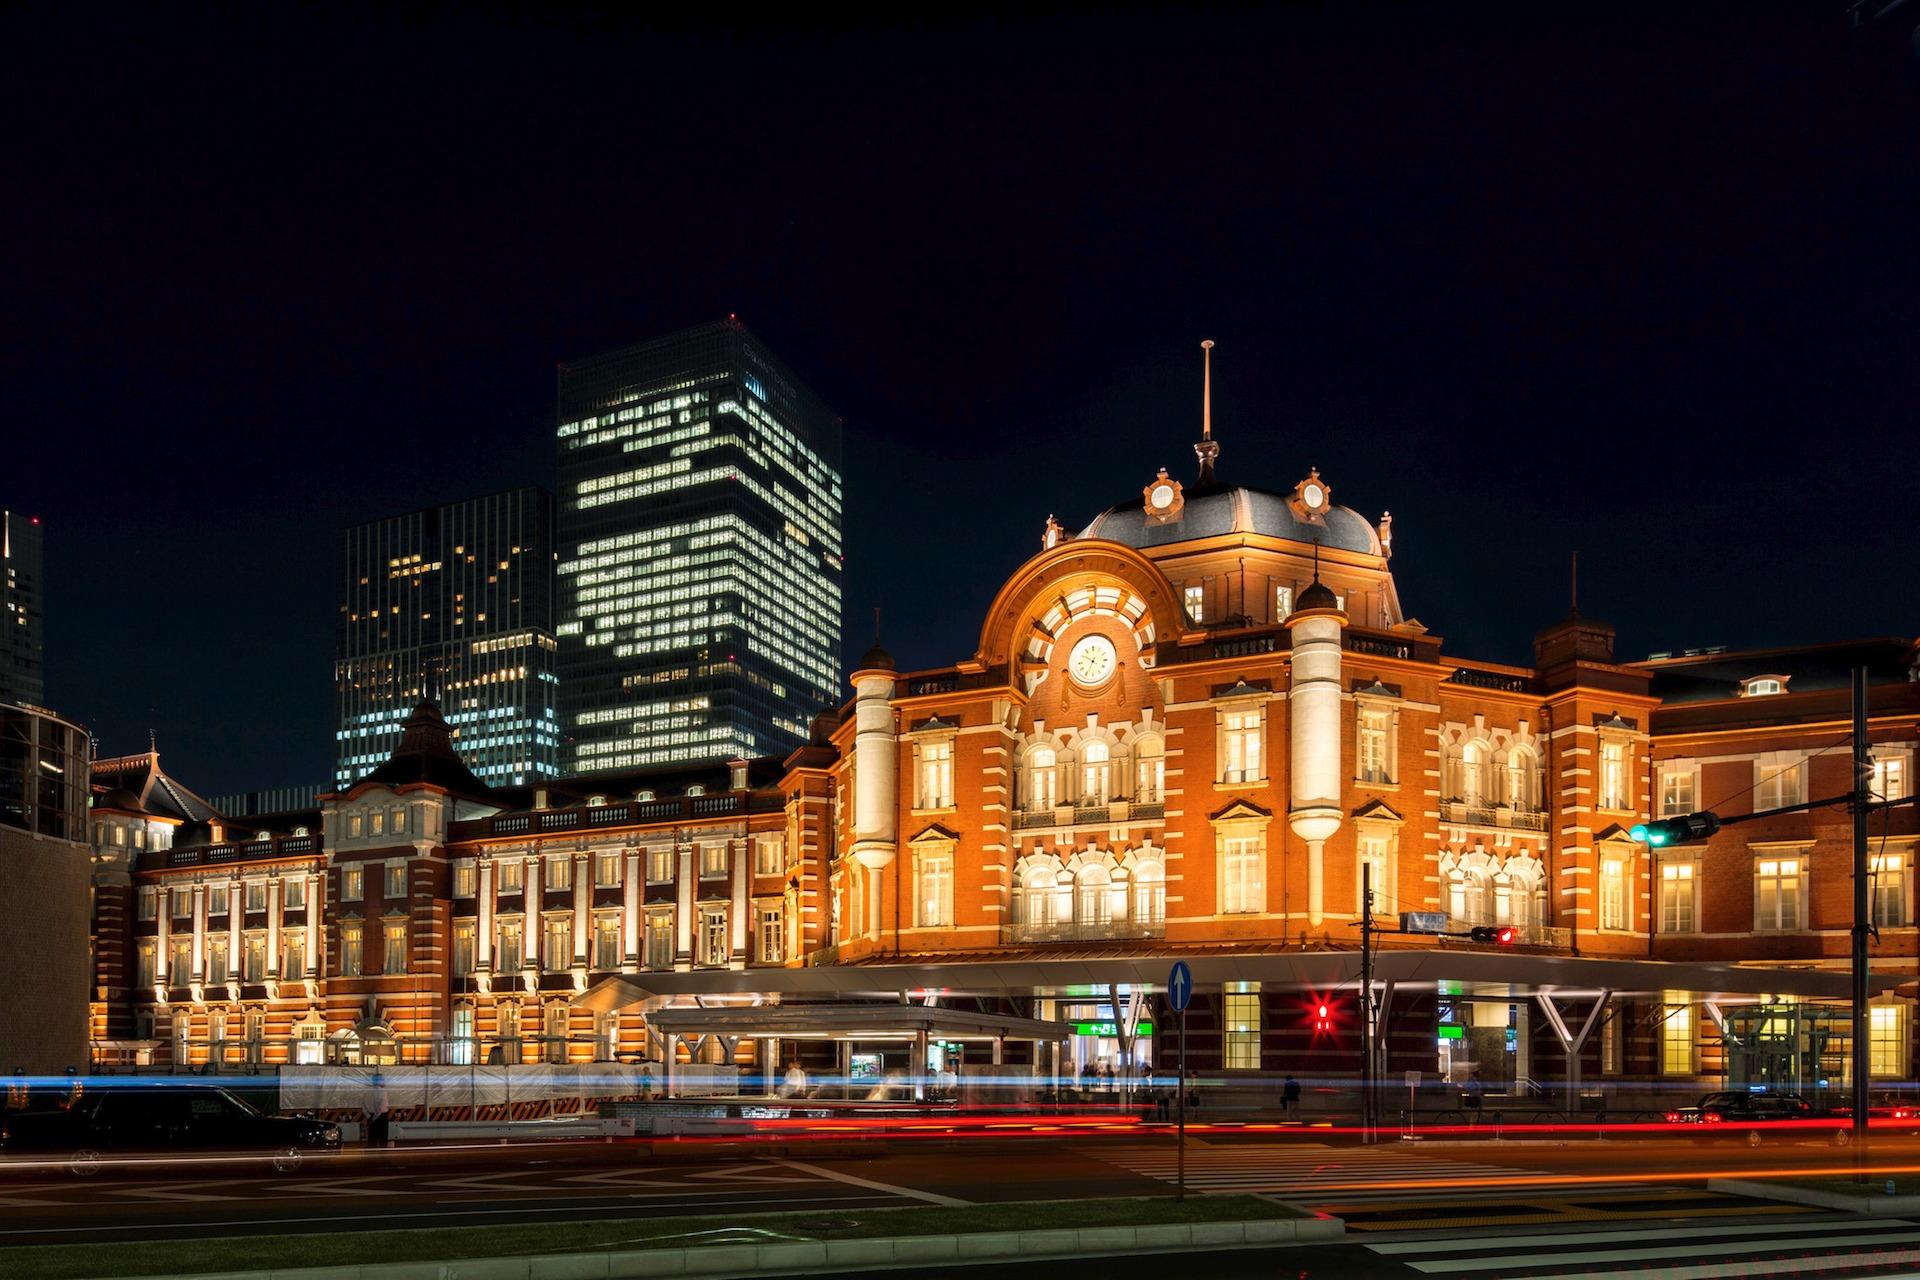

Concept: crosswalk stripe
[[1409, 1230, 1920, 1274], [1543, 1247, 1920, 1280], [1367, 1216, 1914, 1255]]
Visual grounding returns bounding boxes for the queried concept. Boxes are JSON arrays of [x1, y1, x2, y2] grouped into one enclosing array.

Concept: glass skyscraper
[[335, 487, 558, 789], [556, 319, 843, 775], [1, 509, 44, 708]]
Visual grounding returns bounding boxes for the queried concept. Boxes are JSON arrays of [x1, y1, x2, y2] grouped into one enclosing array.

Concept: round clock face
[[1150, 483, 1175, 510], [1302, 482, 1326, 510], [1067, 634, 1118, 686]]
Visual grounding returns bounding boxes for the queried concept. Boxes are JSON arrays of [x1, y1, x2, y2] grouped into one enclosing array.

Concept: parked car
[[1664, 1090, 1851, 1146], [0, 1084, 340, 1175]]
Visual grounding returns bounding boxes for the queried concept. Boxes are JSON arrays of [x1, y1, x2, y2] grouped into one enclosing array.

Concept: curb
[[1707, 1178, 1920, 1215], [135, 1216, 1346, 1280]]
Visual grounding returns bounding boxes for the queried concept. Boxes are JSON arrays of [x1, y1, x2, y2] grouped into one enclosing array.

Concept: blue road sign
[[1167, 961, 1193, 1012]]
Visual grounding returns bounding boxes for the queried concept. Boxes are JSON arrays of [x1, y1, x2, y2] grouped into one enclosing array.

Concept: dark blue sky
[[7, 3, 1918, 793]]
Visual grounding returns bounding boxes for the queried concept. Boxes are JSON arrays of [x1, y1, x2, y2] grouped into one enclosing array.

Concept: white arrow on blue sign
[[1167, 960, 1193, 1012]]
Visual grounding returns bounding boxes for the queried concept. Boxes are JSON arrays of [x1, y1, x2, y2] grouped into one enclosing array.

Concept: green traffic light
[[1630, 823, 1667, 846]]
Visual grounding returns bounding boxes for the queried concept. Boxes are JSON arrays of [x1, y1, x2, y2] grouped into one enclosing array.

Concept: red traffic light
[[1467, 925, 1517, 945]]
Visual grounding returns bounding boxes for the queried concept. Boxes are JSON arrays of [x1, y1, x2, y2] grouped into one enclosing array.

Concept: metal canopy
[[642, 1002, 1070, 1042], [575, 949, 1891, 1012]]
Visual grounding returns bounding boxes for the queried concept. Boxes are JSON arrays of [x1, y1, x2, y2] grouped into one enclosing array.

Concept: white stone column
[[850, 666, 899, 886], [1286, 596, 1348, 927], [523, 855, 541, 975], [573, 852, 590, 966], [731, 839, 749, 962], [676, 844, 694, 963], [305, 872, 321, 978], [622, 850, 641, 971], [227, 878, 242, 986], [156, 891, 171, 988], [266, 877, 282, 978], [191, 883, 207, 981], [477, 858, 495, 972]]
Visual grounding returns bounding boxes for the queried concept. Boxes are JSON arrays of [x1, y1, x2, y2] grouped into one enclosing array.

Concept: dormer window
[[587, 795, 607, 807], [686, 785, 706, 797], [1742, 676, 1788, 697], [635, 789, 656, 802]]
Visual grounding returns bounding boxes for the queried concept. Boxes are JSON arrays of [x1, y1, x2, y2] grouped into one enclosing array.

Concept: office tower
[[335, 487, 558, 789], [1, 509, 45, 707], [556, 319, 843, 775]]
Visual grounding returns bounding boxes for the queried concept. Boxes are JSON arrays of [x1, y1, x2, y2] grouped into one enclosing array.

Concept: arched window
[[1461, 741, 1490, 807], [1076, 863, 1113, 926], [1505, 747, 1536, 812], [1081, 741, 1111, 805], [1027, 746, 1059, 811], [1017, 862, 1061, 926], [1133, 858, 1166, 926], [1134, 736, 1165, 803], [1448, 863, 1492, 924]]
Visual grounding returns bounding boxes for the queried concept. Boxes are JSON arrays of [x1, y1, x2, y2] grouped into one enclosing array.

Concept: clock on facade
[[1067, 634, 1118, 686]]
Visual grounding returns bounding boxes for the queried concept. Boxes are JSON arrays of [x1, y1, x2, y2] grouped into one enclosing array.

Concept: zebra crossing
[[1363, 1215, 1920, 1279], [1099, 1143, 1592, 1204]]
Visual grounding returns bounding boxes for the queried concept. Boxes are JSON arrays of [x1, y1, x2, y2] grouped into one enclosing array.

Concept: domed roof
[[1079, 483, 1382, 555], [1296, 579, 1341, 612], [854, 642, 895, 673]]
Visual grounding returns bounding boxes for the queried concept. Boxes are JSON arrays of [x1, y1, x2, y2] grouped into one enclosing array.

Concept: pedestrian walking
[[1462, 1070, 1485, 1127], [1282, 1073, 1301, 1121], [365, 1070, 391, 1148]]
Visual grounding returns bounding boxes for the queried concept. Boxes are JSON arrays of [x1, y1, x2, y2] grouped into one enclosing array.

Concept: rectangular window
[[207, 886, 227, 916], [384, 864, 406, 899], [244, 933, 266, 981], [245, 880, 267, 912], [699, 907, 728, 966], [700, 844, 728, 878], [344, 867, 364, 900], [647, 848, 673, 883], [1754, 756, 1807, 810], [1599, 857, 1627, 931], [1222, 835, 1264, 914], [1873, 754, 1909, 803], [755, 837, 785, 876], [392, 807, 407, 834], [1357, 710, 1391, 784], [1659, 766, 1696, 817], [168, 937, 192, 984], [1662, 1000, 1694, 1075], [207, 936, 229, 984], [1872, 853, 1910, 928], [1222, 709, 1262, 784], [1659, 861, 1697, 933], [1599, 742, 1629, 810], [283, 878, 306, 910], [544, 914, 572, 970], [136, 941, 157, 987], [342, 925, 363, 977], [498, 1003, 521, 1064], [454, 863, 476, 897], [1357, 835, 1389, 913], [138, 887, 157, 919], [370, 811, 385, 837], [498, 859, 524, 892], [1223, 985, 1262, 1070], [645, 912, 673, 969], [758, 907, 784, 963], [1872, 1004, 1909, 1079], [453, 921, 476, 974], [594, 915, 621, 970], [595, 851, 621, 887], [282, 932, 305, 978], [173, 888, 193, 918], [1275, 585, 1292, 620], [1184, 584, 1205, 622], [382, 924, 407, 974], [1755, 857, 1805, 931], [497, 920, 524, 971], [917, 849, 952, 927], [451, 1007, 475, 1065], [348, 814, 364, 838], [547, 856, 573, 892], [1600, 1011, 1622, 1075], [917, 740, 954, 809]]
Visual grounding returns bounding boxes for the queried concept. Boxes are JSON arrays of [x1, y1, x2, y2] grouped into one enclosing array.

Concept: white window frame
[[593, 913, 622, 970], [1220, 830, 1265, 915], [1658, 859, 1697, 934], [1356, 706, 1395, 785], [1658, 763, 1698, 818], [914, 843, 954, 928], [1184, 583, 1205, 623], [698, 907, 728, 967], [543, 912, 573, 972], [754, 836, 785, 877], [1753, 851, 1808, 931], [1872, 848, 1912, 929], [1598, 739, 1630, 811], [382, 921, 408, 975], [1220, 704, 1264, 786], [915, 737, 955, 811], [1598, 854, 1629, 931], [758, 906, 785, 963], [1754, 753, 1807, 811]]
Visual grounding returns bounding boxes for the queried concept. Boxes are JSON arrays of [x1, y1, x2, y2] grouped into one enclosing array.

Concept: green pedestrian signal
[[1629, 812, 1721, 846]]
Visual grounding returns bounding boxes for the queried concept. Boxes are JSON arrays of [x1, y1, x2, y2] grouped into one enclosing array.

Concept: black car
[[0, 1085, 341, 1175], [1664, 1090, 1851, 1146]]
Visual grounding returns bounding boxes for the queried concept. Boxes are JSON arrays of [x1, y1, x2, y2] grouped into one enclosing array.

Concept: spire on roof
[[1195, 339, 1220, 485]]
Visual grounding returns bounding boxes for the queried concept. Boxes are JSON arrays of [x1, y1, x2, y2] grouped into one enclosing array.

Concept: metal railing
[[1012, 799, 1166, 830], [1446, 666, 1536, 693], [1439, 799, 1547, 832], [1007, 919, 1165, 944]]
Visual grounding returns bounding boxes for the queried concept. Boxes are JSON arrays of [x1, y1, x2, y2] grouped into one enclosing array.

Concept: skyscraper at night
[[335, 487, 558, 789], [1, 509, 45, 708], [556, 319, 843, 775]]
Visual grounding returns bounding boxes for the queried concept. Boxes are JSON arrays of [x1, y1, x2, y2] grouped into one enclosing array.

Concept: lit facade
[[335, 487, 558, 789], [1, 508, 45, 707], [556, 319, 842, 777]]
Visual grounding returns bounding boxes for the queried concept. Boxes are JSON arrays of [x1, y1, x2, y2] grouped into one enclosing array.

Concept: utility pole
[[1360, 860, 1374, 1144], [1852, 666, 1872, 1163]]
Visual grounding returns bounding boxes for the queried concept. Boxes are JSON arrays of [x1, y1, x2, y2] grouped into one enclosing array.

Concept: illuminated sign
[[1437, 1025, 1464, 1040], [1072, 1021, 1155, 1037]]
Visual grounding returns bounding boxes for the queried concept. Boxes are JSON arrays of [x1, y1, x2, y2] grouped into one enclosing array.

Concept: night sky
[[6, 4, 1918, 794]]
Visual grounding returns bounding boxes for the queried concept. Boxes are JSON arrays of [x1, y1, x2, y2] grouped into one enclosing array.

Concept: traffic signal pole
[[1852, 666, 1872, 1168], [1361, 860, 1373, 1144]]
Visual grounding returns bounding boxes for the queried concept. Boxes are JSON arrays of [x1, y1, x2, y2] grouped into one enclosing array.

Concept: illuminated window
[[1754, 856, 1805, 931], [1872, 852, 1910, 928], [1599, 741, 1629, 810], [1027, 745, 1059, 810], [497, 919, 524, 971], [453, 921, 476, 974], [168, 936, 192, 984], [1505, 747, 1536, 811], [450, 1007, 475, 1065], [1184, 584, 1204, 623], [916, 847, 952, 928], [700, 844, 728, 877], [1222, 835, 1264, 914], [348, 815, 364, 838], [1222, 709, 1262, 785], [453, 863, 477, 897], [595, 851, 621, 887], [384, 863, 406, 899], [1873, 754, 1909, 803], [207, 936, 229, 984], [917, 739, 954, 810], [1134, 736, 1164, 803], [647, 848, 673, 883], [283, 878, 306, 910], [173, 888, 193, 918], [498, 859, 524, 892], [758, 907, 784, 963], [698, 907, 728, 966], [1459, 740, 1490, 806], [1599, 857, 1628, 931], [1357, 834, 1391, 913], [371, 812, 385, 837], [1742, 677, 1785, 697], [1223, 984, 1262, 1070], [1872, 1004, 1909, 1078], [343, 867, 364, 900], [137, 887, 157, 920], [282, 932, 305, 978], [1275, 585, 1292, 620], [1659, 765, 1697, 818], [543, 914, 572, 971], [244, 933, 267, 981], [1662, 999, 1694, 1075], [754, 837, 784, 876], [1754, 754, 1806, 810], [645, 911, 673, 969], [136, 940, 157, 987], [1358, 710, 1392, 785], [593, 915, 621, 969], [378, 923, 405, 974], [1659, 861, 1697, 933], [547, 855, 573, 892], [1081, 740, 1112, 804], [209, 885, 228, 915]]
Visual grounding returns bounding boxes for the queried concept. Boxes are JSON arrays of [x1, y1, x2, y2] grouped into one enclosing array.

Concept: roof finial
[[1313, 538, 1323, 584], [1195, 339, 1220, 485], [873, 606, 882, 645]]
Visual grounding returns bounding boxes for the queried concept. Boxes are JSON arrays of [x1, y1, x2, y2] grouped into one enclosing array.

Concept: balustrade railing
[[1439, 799, 1547, 831]]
